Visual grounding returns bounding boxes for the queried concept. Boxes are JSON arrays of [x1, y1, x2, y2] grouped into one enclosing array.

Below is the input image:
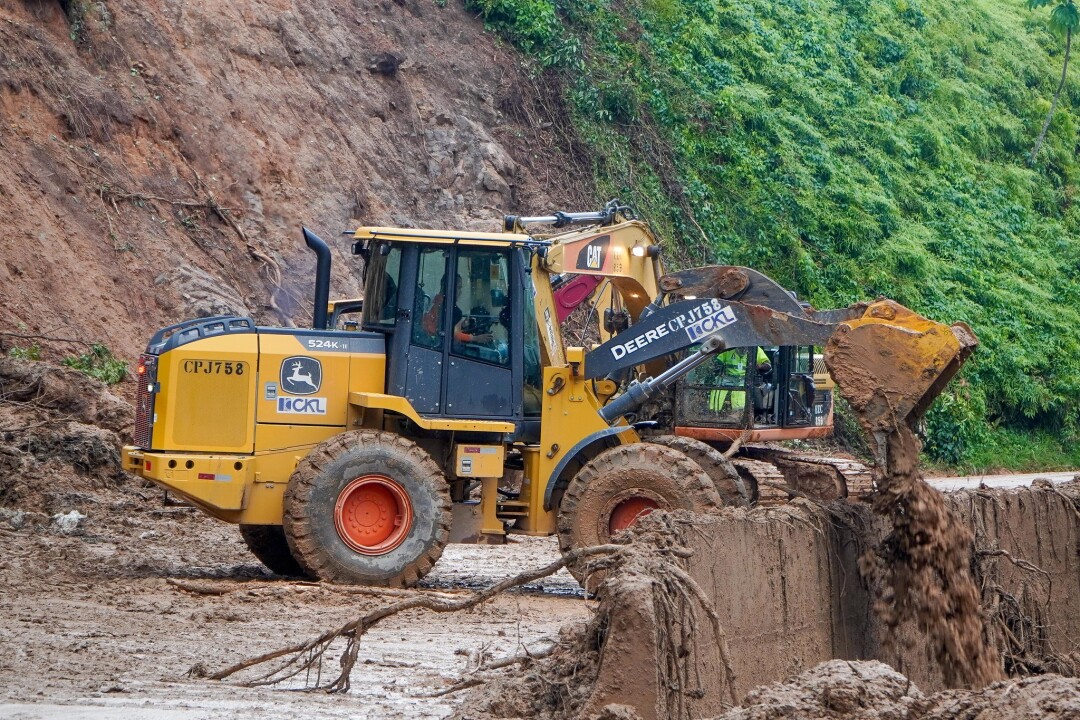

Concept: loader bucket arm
[[583, 297, 863, 380], [586, 293, 977, 449]]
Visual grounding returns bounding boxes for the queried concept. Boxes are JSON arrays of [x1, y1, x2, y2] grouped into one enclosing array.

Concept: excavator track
[[732, 445, 873, 506]]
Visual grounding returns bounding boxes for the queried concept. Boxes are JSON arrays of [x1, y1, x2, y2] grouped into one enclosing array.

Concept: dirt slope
[[0, 0, 587, 360]]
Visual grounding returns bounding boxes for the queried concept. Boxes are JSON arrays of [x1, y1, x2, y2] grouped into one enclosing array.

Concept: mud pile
[[0, 356, 133, 526], [463, 481, 1080, 719], [457, 513, 733, 720], [712, 659, 1080, 720]]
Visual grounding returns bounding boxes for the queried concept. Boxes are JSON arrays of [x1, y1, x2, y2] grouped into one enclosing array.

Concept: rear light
[[133, 354, 157, 448]]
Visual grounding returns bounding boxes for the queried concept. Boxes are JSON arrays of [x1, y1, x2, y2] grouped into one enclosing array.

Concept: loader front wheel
[[557, 444, 722, 587], [283, 430, 451, 587], [647, 435, 753, 506], [239, 524, 309, 578]]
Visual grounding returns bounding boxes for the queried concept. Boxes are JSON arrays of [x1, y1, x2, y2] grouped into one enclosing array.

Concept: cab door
[[443, 247, 514, 418], [403, 247, 452, 414]]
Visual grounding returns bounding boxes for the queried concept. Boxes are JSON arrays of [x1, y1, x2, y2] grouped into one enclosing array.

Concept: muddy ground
[[2, 358, 1078, 719], [0, 508, 587, 719], [2, 476, 1076, 719]]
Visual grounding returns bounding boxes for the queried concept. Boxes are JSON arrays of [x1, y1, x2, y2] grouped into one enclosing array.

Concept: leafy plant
[[62, 343, 128, 385], [8, 344, 42, 361], [468, 0, 1080, 469]]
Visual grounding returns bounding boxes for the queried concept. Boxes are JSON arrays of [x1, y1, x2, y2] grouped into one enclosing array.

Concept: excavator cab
[[674, 344, 830, 437]]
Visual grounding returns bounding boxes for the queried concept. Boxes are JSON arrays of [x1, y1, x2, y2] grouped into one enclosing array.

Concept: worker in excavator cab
[[706, 347, 773, 420]]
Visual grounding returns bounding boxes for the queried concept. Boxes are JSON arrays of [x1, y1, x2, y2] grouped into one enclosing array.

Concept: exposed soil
[[0, 0, 590, 367], [0, 357, 588, 718], [3, 356, 1080, 720], [712, 659, 1080, 720]]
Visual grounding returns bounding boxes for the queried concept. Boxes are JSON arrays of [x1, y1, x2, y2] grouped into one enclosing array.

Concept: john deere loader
[[123, 202, 975, 586]]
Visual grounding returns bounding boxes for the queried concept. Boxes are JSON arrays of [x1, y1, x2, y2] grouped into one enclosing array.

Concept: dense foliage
[[466, 0, 1080, 469]]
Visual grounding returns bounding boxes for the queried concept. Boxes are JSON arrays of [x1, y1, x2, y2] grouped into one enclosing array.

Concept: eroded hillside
[[0, 0, 588, 359]]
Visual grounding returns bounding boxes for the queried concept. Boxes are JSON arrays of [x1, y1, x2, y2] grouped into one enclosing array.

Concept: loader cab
[[359, 235, 543, 435]]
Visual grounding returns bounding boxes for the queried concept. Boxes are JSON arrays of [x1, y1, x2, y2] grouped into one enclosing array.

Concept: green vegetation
[[1027, 0, 1078, 162], [8, 344, 42, 362], [62, 343, 128, 385], [468, 0, 1080, 469]]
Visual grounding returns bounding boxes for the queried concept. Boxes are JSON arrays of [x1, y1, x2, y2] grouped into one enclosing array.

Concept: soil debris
[[0, 357, 133, 517], [826, 320, 1002, 688], [709, 659, 1080, 720], [457, 513, 736, 720]]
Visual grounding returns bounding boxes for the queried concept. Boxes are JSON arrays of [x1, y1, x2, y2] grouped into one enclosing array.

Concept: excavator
[[544, 210, 866, 503], [122, 201, 976, 587]]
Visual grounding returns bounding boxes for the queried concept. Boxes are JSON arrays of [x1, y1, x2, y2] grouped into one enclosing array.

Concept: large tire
[[557, 443, 722, 585], [239, 524, 309, 578], [283, 430, 451, 587], [647, 435, 753, 506]]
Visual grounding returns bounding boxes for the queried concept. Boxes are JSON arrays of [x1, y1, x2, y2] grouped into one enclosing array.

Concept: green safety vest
[[707, 348, 769, 413]]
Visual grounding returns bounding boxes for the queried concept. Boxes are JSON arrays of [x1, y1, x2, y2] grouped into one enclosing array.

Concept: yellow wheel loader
[[123, 202, 975, 587]]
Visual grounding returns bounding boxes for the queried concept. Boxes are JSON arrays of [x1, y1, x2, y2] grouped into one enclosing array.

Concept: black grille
[[133, 354, 157, 449]]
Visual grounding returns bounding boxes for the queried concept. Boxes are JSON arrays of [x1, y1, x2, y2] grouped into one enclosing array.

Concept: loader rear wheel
[[283, 430, 451, 587], [557, 444, 722, 587], [239, 524, 310, 578], [647, 435, 753, 506]]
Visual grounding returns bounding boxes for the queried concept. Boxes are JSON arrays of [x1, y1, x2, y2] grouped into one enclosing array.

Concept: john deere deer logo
[[280, 356, 322, 395]]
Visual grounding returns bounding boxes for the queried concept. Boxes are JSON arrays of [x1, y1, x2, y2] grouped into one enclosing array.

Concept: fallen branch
[[165, 577, 460, 601], [721, 427, 751, 460], [417, 643, 558, 698], [166, 579, 235, 596], [0, 331, 91, 346], [204, 543, 625, 691], [977, 548, 1052, 584]]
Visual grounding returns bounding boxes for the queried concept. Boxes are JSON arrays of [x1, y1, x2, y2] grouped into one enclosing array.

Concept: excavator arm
[[507, 202, 976, 471]]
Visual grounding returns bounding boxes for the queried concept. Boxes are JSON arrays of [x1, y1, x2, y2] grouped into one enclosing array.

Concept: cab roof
[[352, 226, 542, 247]]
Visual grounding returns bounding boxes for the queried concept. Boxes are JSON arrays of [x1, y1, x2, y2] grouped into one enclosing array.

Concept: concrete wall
[[585, 483, 1080, 719]]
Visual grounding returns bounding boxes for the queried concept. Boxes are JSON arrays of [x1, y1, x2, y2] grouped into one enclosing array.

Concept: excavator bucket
[[824, 300, 978, 465]]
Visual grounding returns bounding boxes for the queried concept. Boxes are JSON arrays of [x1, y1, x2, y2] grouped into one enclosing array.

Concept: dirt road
[[927, 470, 1077, 492]]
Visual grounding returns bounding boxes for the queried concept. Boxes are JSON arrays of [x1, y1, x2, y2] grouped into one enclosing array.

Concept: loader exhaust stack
[[303, 227, 331, 330]]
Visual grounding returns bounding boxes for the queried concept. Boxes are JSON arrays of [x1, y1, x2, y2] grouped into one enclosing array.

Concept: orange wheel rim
[[334, 474, 413, 555], [608, 496, 660, 534]]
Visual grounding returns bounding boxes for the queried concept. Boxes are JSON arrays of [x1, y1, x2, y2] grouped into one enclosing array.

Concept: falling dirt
[[825, 318, 1002, 689]]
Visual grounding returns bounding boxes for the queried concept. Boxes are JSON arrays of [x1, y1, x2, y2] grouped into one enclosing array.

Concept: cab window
[[449, 249, 511, 367], [362, 243, 402, 329], [413, 248, 452, 350]]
